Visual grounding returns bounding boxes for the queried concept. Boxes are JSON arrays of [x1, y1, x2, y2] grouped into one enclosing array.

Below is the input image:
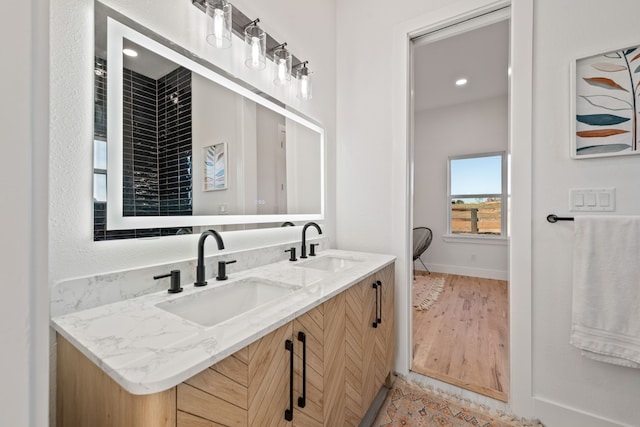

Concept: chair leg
[[418, 257, 430, 274]]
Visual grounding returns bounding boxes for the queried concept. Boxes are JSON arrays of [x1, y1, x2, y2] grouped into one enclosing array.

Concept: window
[[93, 139, 107, 202], [448, 152, 506, 237]]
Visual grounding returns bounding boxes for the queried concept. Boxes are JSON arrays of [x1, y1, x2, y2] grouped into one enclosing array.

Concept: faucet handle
[[154, 270, 183, 294], [309, 243, 319, 256], [285, 247, 297, 262], [216, 260, 237, 281]]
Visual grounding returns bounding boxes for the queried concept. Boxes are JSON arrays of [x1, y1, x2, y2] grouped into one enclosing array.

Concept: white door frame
[[390, 0, 534, 417]]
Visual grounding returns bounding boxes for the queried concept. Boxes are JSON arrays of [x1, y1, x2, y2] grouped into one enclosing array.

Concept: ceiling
[[95, 3, 180, 80], [413, 20, 509, 112]]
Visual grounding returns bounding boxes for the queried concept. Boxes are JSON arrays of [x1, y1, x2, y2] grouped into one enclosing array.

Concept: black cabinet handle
[[377, 280, 382, 325], [372, 282, 378, 328], [297, 331, 307, 408], [285, 339, 294, 421]]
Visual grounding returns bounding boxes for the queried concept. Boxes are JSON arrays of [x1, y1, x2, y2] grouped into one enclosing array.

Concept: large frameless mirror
[[93, 4, 324, 239]]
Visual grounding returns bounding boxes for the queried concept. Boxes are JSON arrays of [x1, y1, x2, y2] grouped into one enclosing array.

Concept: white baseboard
[[534, 396, 633, 427], [415, 263, 507, 281]]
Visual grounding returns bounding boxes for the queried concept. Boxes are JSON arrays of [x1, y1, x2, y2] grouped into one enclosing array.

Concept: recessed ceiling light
[[123, 48, 138, 57], [455, 78, 468, 86], [508, 67, 512, 76]]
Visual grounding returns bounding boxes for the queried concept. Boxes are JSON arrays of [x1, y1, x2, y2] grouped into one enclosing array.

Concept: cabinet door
[[344, 276, 378, 425], [247, 322, 294, 427], [322, 291, 346, 427], [375, 264, 395, 388], [292, 304, 324, 427], [176, 322, 294, 427]]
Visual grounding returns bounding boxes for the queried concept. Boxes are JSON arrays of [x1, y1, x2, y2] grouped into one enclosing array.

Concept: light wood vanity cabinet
[[57, 264, 393, 427], [177, 321, 293, 426], [345, 264, 395, 426]]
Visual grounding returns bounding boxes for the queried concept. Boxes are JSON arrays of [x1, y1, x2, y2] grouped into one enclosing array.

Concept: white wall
[[338, 0, 639, 425], [49, 0, 336, 283], [414, 96, 508, 280], [336, 0, 450, 255], [530, 1, 640, 425], [0, 0, 49, 425]]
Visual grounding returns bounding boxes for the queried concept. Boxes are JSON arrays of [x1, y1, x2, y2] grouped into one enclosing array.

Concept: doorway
[[409, 11, 510, 402]]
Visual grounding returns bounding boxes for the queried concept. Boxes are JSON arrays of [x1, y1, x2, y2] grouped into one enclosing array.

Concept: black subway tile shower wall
[[157, 67, 193, 217], [123, 68, 160, 217], [93, 57, 192, 241]]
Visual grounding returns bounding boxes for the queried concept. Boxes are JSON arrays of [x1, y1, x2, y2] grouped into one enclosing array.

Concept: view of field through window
[[451, 198, 501, 235], [449, 154, 503, 236]]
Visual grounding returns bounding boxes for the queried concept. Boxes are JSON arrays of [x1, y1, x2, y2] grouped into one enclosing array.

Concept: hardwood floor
[[411, 272, 509, 401]]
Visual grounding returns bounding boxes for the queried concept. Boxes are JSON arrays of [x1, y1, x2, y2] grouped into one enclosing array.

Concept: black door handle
[[377, 280, 382, 325], [372, 282, 378, 328], [297, 331, 307, 408], [285, 339, 294, 421]]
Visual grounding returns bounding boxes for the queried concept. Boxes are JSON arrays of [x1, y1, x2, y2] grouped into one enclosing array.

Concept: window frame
[[93, 138, 108, 202], [446, 151, 507, 239]]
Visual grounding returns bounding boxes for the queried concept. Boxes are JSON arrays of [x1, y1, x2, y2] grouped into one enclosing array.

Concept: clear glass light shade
[[206, 0, 232, 49], [296, 65, 312, 100], [273, 47, 292, 86], [244, 24, 266, 70]]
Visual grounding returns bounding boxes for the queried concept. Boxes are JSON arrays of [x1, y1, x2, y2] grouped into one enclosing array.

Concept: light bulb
[[213, 8, 224, 48], [251, 36, 261, 69], [300, 75, 310, 98], [277, 58, 287, 82]]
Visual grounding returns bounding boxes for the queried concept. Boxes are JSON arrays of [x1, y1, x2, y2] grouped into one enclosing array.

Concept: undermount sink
[[296, 256, 363, 272], [156, 277, 300, 327]]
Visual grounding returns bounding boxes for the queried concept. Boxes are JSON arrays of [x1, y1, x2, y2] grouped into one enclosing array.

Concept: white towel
[[570, 215, 640, 368]]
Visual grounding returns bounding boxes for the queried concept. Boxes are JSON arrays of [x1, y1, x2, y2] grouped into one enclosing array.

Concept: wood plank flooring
[[411, 272, 509, 401]]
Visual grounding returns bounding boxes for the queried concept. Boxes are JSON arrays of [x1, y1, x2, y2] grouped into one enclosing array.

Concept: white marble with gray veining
[[51, 249, 395, 395], [50, 237, 328, 317]]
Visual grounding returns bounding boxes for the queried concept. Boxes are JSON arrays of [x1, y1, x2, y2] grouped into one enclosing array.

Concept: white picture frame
[[572, 43, 640, 159], [203, 142, 227, 191]]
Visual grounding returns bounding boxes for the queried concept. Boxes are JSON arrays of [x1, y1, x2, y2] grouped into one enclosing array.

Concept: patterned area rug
[[412, 275, 445, 311], [374, 378, 542, 427]]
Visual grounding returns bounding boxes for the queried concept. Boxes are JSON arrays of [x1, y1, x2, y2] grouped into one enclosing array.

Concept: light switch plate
[[569, 188, 615, 212]]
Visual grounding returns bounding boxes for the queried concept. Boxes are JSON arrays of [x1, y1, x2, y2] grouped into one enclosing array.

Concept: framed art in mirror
[[203, 143, 227, 191]]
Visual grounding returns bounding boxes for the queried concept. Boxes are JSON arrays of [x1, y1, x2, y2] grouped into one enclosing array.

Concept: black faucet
[[300, 222, 322, 259], [194, 230, 224, 287]]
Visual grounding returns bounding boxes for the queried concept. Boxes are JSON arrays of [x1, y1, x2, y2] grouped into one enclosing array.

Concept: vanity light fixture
[[191, 0, 314, 100], [455, 78, 468, 86], [205, 0, 232, 49], [122, 48, 138, 57], [296, 61, 312, 100], [244, 19, 266, 70], [273, 43, 292, 86]]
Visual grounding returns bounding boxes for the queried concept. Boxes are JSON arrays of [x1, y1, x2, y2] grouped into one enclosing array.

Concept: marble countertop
[[51, 249, 395, 395]]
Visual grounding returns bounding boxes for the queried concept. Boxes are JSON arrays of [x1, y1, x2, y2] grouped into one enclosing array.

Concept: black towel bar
[[547, 214, 574, 223]]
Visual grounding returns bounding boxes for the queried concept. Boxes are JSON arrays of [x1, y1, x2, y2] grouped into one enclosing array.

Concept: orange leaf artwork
[[583, 77, 628, 92], [576, 129, 629, 138], [575, 45, 640, 157]]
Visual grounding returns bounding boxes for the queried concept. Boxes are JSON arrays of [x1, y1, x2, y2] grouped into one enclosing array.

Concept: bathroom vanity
[[53, 250, 395, 426]]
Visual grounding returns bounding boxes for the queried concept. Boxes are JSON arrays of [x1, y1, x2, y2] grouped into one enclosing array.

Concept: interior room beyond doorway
[[410, 16, 510, 402]]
